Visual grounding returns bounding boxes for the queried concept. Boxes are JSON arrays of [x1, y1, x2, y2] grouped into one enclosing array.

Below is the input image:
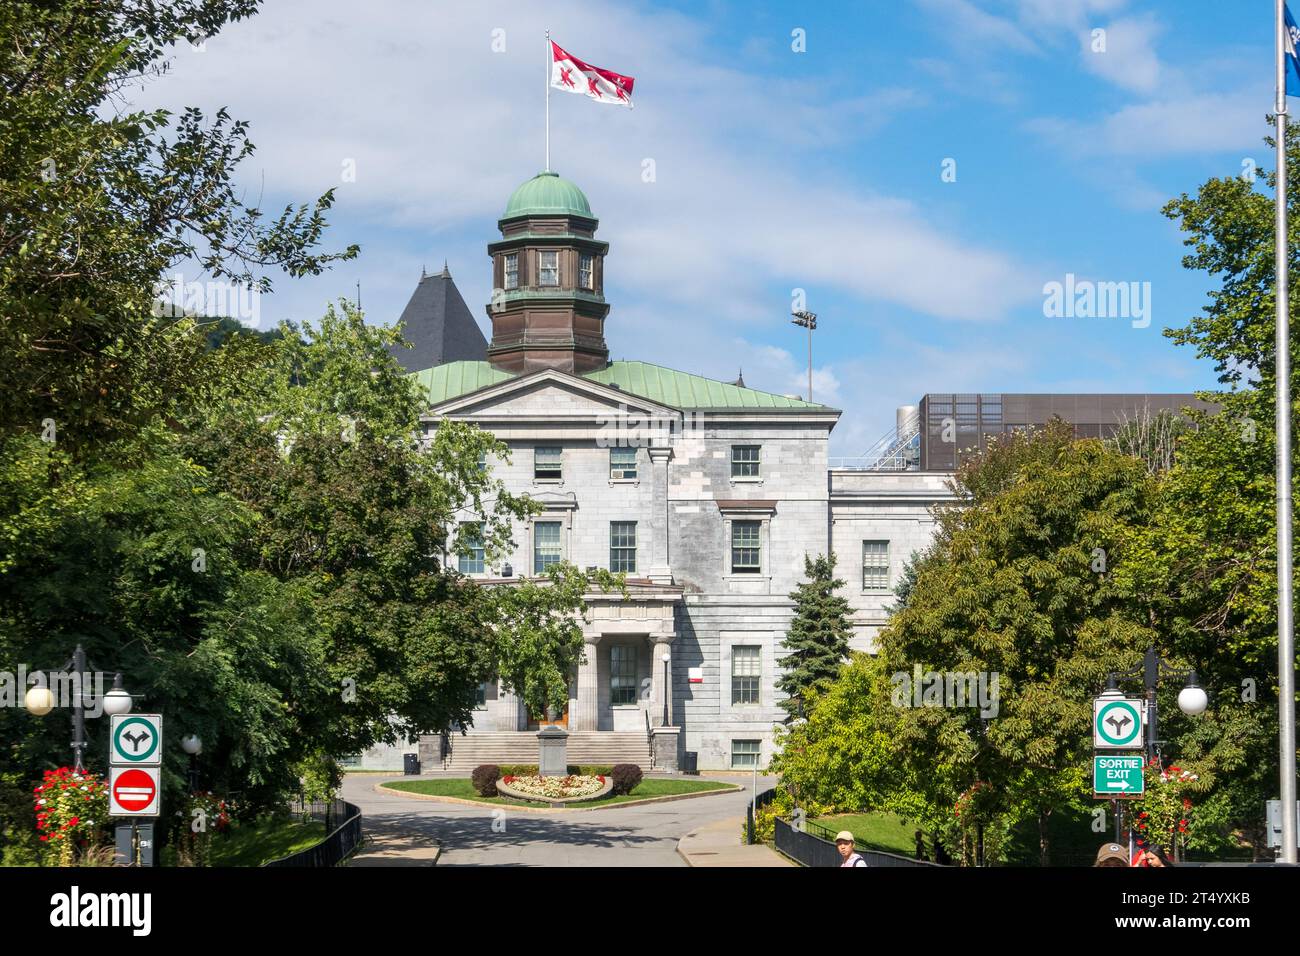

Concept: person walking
[[835, 831, 867, 867]]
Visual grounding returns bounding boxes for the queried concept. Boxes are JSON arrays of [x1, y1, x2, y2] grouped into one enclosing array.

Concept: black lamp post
[[182, 734, 203, 792], [24, 644, 133, 771], [1103, 648, 1208, 762], [1102, 648, 1208, 863]]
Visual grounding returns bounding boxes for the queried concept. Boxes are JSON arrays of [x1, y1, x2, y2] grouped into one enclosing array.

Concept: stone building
[[349, 171, 1202, 774]]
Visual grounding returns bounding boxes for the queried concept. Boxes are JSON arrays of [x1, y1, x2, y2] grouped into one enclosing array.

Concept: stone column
[[647, 445, 673, 583], [575, 635, 601, 731], [648, 635, 675, 727]]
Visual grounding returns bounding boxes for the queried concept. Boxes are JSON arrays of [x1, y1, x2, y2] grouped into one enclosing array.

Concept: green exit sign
[[1094, 755, 1145, 798]]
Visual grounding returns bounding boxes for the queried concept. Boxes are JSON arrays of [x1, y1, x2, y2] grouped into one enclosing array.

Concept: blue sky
[[135, 0, 1276, 454]]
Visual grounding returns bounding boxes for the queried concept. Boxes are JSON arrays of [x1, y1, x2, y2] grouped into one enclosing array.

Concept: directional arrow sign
[[1093, 698, 1144, 750], [1094, 755, 1145, 799], [110, 714, 162, 766], [109, 766, 160, 816]]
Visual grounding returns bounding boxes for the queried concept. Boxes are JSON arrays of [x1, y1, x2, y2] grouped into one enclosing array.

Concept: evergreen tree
[[777, 554, 853, 719]]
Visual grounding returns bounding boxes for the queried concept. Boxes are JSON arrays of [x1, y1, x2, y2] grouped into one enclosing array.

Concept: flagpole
[[545, 29, 551, 172], [1276, 0, 1297, 866]]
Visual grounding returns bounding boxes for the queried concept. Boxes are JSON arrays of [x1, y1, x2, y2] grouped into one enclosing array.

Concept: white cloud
[[132, 0, 1036, 332], [1080, 14, 1163, 94], [1027, 91, 1264, 158], [914, 0, 1039, 55]]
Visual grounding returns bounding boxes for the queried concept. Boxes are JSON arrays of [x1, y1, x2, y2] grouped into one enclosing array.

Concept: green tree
[[876, 423, 1162, 864], [776, 554, 852, 719], [0, 428, 336, 862], [174, 302, 615, 755], [0, 0, 356, 448], [1101, 123, 1300, 855]]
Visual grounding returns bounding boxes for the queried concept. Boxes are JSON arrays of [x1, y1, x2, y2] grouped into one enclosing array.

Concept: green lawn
[[210, 816, 328, 867], [382, 777, 733, 807], [812, 811, 919, 856]]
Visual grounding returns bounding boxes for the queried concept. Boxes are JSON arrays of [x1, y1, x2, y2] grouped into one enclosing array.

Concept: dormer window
[[504, 253, 518, 290], [579, 253, 594, 290], [539, 250, 559, 287]]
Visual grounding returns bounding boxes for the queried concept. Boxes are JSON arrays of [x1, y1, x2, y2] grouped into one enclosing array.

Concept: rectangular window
[[610, 521, 637, 573], [579, 253, 594, 290], [609, 446, 637, 479], [533, 521, 562, 574], [476, 451, 488, 473], [731, 646, 760, 705], [539, 250, 559, 287], [731, 445, 760, 479], [731, 739, 761, 769], [475, 680, 491, 708], [504, 253, 518, 290], [534, 446, 562, 480], [458, 522, 485, 575], [610, 645, 638, 705], [862, 540, 890, 591], [731, 521, 761, 574]]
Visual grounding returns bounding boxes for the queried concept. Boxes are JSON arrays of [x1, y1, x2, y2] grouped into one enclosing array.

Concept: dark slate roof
[[387, 265, 488, 372]]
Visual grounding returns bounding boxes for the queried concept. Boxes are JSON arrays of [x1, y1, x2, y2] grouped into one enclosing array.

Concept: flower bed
[[496, 774, 613, 804], [33, 767, 110, 866]]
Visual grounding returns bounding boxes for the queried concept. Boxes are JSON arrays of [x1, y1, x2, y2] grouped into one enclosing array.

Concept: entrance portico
[[572, 581, 681, 732]]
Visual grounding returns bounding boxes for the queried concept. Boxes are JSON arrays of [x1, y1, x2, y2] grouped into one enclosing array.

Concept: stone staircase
[[443, 731, 653, 773]]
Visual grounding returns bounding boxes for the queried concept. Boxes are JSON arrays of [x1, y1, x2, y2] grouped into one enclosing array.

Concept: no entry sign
[[109, 766, 160, 817]]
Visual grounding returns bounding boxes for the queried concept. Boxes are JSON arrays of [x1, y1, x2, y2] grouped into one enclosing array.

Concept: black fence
[[745, 787, 779, 845], [263, 799, 363, 868], [774, 817, 944, 868]]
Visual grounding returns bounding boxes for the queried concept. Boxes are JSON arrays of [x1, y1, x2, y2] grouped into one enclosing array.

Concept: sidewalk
[[348, 826, 441, 867], [677, 816, 793, 867]]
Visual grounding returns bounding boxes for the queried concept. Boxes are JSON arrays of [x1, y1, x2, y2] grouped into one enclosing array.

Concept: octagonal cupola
[[486, 171, 610, 374]]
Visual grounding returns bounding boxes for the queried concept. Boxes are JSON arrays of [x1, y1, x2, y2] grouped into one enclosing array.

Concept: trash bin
[[403, 753, 420, 775], [681, 751, 698, 775]]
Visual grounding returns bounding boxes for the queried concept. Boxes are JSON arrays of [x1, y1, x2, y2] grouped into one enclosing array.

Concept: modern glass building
[[916, 393, 1217, 471]]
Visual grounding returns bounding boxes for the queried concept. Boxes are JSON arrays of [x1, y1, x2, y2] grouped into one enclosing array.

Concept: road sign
[[110, 714, 162, 766], [1093, 697, 1144, 750], [1094, 755, 1145, 798], [109, 766, 160, 816]]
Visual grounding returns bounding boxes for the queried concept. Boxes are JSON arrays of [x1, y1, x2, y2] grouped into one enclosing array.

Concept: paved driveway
[[342, 772, 776, 867]]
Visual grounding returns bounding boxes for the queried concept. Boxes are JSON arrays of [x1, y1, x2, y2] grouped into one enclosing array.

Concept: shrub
[[610, 764, 642, 796], [471, 764, 500, 797]]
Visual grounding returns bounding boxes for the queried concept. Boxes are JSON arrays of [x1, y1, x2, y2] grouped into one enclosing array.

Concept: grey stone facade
[[412, 369, 945, 772]]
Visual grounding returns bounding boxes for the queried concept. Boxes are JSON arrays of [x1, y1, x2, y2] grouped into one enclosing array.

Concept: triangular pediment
[[430, 369, 679, 422]]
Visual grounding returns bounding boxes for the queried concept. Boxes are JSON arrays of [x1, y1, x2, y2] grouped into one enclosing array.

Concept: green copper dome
[[502, 171, 593, 219]]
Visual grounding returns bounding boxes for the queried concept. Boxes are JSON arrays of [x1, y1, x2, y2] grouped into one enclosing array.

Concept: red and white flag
[[550, 40, 634, 108]]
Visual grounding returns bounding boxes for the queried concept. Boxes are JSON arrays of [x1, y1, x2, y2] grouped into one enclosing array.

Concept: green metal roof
[[412, 361, 515, 405], [412, 360, 828, 411], [586, 361, 824, 409], [503, 171, 593, 220]]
